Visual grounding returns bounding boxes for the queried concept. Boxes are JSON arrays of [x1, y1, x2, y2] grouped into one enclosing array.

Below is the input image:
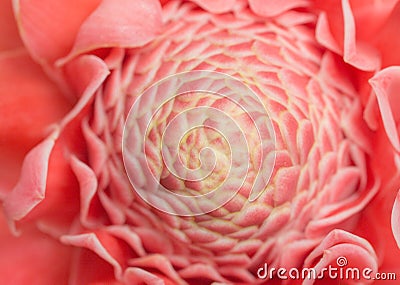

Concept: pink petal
[[0, 0, 23, 52], [3, 136, 56, 221], [61, 55, 109, 126], [315, 0, 387, 71], [391, 189, 400, 248], [106, 226, 146, 257], [61, 233, 123, 283], [21, 131, 82, 229], [369, 66, 400, 152], [189, 0, 238, 13], [129, 254, 185, 284], [305, 244, 377, 285], [249, 0, 311, 17], [0, 52, 71, 193], [123, 268, 175, 285], [315, 13, 342, 55], [179, 263, 229, 283], [70, 156, 98, 227], [355, 188, 400, 280], [341, 0, 380, 70], [306, 179, 379, 237], [305, 229, 376, 259], [81, 118, 108, 176], [349, 0, 399, 39], [375, 2, 400, 67], [0, 213, 72, 284], [60, 0, 163, 63], [304, 229, 378, 285], [13, 0, 101, 63]]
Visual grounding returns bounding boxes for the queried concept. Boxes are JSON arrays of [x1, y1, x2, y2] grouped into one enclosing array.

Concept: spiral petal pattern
[[37, 2, 379, 283]]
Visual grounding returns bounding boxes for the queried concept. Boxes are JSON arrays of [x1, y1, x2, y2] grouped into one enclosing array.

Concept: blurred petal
[[190, 0, 237, 13], [68, 248, 121, 285], [346, 0, 399, 42], [391, 189, 400, 248], [315, 12, 342, 54], [60, 0, 163, 64], [0, 0, 23, 52], [375, 1, 400, 68], [315, 0, 391, 71], [369, 66, 400, 152], [249, 0, 310, 17], [0, 213, 72, 285], [341, 0, 380, 70], [13, 0, 101, 63], [0, 52, 71, 195]]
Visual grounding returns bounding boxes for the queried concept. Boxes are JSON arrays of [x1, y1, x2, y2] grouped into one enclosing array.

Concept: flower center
[[115, 1, 372, 280]]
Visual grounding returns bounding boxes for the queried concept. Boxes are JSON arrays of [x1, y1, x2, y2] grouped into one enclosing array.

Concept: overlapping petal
[[304, 230, 378, 285], [1, 0, 400, 284], [13, 0, 101, 63], [189, 0, 238, 13], [0, 51, 71, 198], [60, 0, 163, 64], [13, 0, 163, 65], [249, 0, 311, 17], [315, 0, 400, 71], [370, 67, 400, 152]]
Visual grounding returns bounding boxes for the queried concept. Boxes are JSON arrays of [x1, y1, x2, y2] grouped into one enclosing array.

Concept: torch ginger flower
[[1, 0, 400, 284]]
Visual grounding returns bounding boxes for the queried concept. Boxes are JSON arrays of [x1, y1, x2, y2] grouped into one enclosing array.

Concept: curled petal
[[315, 0, 385, 71], [123, 267, 175, 285], [306, 178, 379, 237], [304, 244, 377, 284], [13, 0, 101, 63], [0, 52, 71, 193], [61, 55, 109, 126], [61, 233, 123, 282], [189, 0, 238, 13], [129, 254, 185, 284], [341, 0, 380, 70], [60, 0, 163, 63], [391, 189, 400, 248], [81, 118, 108, 176], [3, 136, 56, 221], [70, 156, 98, 227], [351, 0, 399, 35], [315, 12, 341, 54], [106, 226, 146, 257], [249, 0, 310, 17], [304, 229, 378, 285], [369, 66, 400, 152], [305, 229, 376, 260], [179, 263, 229, 283], [323, 0, 400, 69]]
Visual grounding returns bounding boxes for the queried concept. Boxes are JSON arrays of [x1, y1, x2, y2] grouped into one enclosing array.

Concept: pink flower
[[1, 0, 400, 284]]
